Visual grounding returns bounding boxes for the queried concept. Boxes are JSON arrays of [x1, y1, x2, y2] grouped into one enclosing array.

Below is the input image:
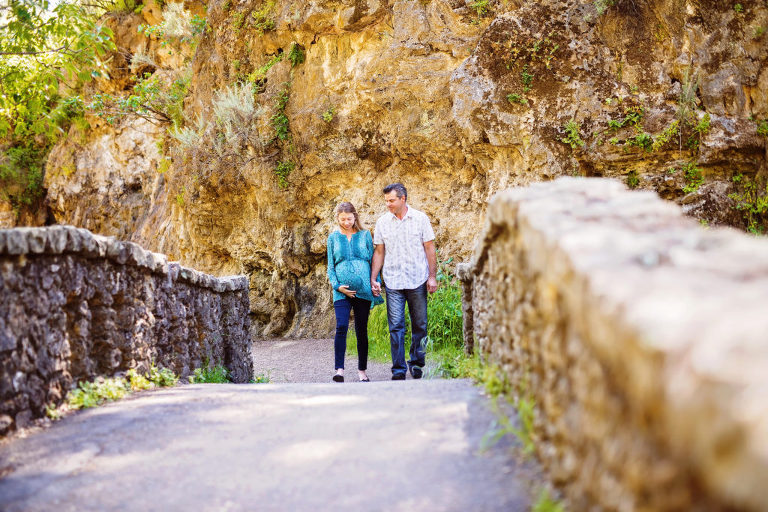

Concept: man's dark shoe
[[410, 366, 423, 379], [391, 373, 406, 381]]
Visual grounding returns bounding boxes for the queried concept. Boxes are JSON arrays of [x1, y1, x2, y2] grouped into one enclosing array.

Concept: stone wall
[[458, 178, 768, 511], [0, 226, 253, 435]]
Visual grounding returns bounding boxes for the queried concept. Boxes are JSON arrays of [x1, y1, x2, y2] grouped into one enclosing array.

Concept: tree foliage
[[0, 0, 115, 210], [0, 0, 115, 139]]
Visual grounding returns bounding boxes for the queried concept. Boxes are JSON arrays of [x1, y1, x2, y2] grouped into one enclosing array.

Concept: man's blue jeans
[[385, 281, 428, 377]]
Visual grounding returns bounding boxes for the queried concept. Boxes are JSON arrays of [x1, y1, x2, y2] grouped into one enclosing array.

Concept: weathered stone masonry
[[0, 226, 253, 435], [458, 178, 768, 512]]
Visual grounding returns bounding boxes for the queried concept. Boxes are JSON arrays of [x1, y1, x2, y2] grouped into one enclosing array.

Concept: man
[[371, 183, 438, 380]]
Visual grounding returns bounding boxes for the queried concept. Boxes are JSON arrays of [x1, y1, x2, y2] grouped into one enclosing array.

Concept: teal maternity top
[[327, 229, 384, 306]]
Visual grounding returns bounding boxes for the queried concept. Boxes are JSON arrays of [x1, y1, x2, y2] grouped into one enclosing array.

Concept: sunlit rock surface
[[44, 0, 768, 337]]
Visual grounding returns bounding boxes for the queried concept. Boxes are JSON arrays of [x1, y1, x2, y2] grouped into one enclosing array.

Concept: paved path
[[0, 381, 537, 511], [0, 340, 541, 511], [252, 338, 396, 383]]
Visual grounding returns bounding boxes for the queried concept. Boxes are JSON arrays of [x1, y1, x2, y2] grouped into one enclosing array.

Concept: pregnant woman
[[327, 202, 383, 382]]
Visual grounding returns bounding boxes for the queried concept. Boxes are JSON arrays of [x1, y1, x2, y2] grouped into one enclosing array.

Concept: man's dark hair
[[383, 183, 407, 199]]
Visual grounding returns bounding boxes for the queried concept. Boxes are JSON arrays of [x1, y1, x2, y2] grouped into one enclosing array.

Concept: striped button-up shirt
[[373, 206, 435, 290]]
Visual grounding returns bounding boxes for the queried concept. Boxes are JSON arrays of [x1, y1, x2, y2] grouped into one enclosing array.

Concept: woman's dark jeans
[[333, 297, 371, 370], [385, 281, 428, 377]]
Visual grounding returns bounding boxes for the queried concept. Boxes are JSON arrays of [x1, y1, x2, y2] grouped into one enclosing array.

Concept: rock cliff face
[[43, 0, 768, 337]]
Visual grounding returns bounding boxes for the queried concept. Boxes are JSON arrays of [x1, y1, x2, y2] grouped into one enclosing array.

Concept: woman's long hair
[[336, 202, 364, 232]]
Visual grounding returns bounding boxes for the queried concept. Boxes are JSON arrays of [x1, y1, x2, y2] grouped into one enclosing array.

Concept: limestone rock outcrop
[[43, 0, 768, 337]]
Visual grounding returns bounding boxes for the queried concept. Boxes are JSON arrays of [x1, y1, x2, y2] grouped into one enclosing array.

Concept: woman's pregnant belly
[[336, 259, 368, 292]]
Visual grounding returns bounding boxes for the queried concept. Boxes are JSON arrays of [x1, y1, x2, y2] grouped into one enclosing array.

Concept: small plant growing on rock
[[66, 366, 179, 411], [468, 0, 490, 17], [271, 86, 291, 141], [252, 0, 277, 34], [677, 69, 700, 128], [506, 93, 528, 106], [627, 132, 653, 151], [729, 174, 768, 234], [733, 3, 743, 13], [756, 119, 768, 137], [175, 187, 185, 206], [626, 170, 640, 189], [275, 160, 295, 188], [287, 43, 305, 67], [560, 119, 585, 149], [520, 65, 534, 92], [480, 366, 536, 456], [321, 106, 335, 122], [594, 0, 615, 16], [651, 120, 680, 151], [681, 161, 704, 194], [687, 112, 711, 150]]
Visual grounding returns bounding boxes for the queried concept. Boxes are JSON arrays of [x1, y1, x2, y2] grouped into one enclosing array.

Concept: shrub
[[213, 82, 258, 128]]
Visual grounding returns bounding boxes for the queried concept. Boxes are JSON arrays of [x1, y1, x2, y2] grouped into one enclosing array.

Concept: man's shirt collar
[[388, 205, 411, 221]]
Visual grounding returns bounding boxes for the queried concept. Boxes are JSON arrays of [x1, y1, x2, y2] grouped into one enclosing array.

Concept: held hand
[[427, 276, 438, 294], [371, 280, 381, 297], [338, 285, 357, 298]]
